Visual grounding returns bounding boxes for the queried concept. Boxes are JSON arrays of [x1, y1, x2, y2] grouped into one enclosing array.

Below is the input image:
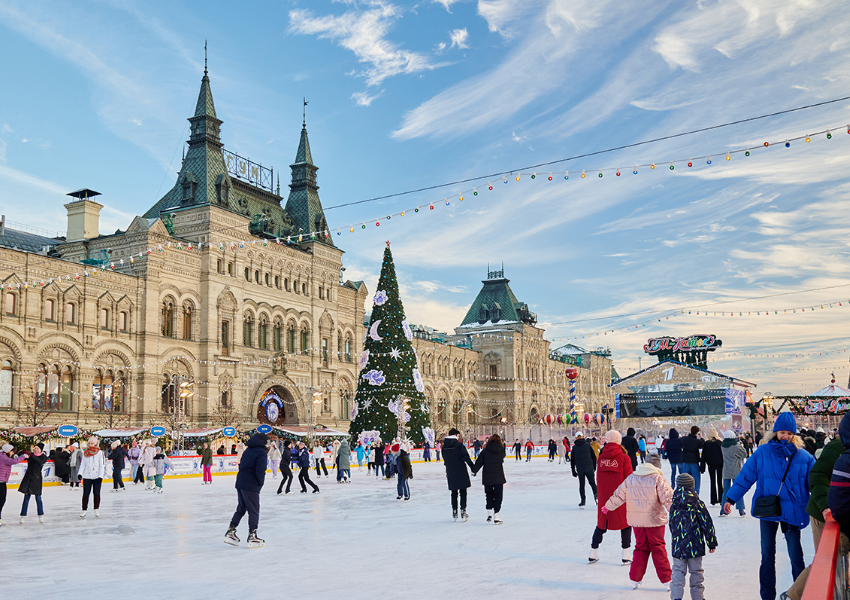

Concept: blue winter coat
[[235, 434, 268, 492], [295, 446, 312, 469], [666, 429, 683, 464], [726, 435, 815, 528]]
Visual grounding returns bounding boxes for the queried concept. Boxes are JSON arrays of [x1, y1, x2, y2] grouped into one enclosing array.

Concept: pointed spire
[[295, 124, 313, 165], [194, 43, 216, 119]]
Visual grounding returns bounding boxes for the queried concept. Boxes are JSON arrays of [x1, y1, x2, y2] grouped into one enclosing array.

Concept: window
[[217, 259, 223, 274], [322, 338, 328, 363], [0, 360, 13, 408], [100, 308, 110, 329], [265, 273, 270, 286], [221, 390, 230, 409], [227, 262, 233, 276], [119, 311, 128, 332], [60, 368, 73, 411], [161, 375, 177, 413], [284, 278, 289, 291], [245, 267, 250, 281], [339, 388, 350, 420], [323, 392, 331, 414], [274, 323, 282, 351], [92, 370, 114, 411], [182, 306, 193, 340], [345, 338, 352, 362], [244, 315, 254, 347], [5, 293, 16, 315], [44, 298, 55, 321], [162, 302, 174, 337], [327, 288, 332, 302], [302, 283, 307, 295], [274, 275, 280, 288], [287, 327, 295, 353], [254, 270, 259, 284], [221, 321, 230, 356], [300, 330, 308, 354], [65, 302, 76, 324], [259, 318, 268, 349], [489, 365, 498, 378], [319, 287, 324, 300]]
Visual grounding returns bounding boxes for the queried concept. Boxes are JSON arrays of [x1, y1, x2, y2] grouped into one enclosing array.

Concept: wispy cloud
[[433, 0, 460, 13], [352, 90, 384, 106], [450, 28, 469, 49]]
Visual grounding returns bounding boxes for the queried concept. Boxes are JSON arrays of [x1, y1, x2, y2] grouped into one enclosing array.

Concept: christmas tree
[[349, 242, 431, 445]]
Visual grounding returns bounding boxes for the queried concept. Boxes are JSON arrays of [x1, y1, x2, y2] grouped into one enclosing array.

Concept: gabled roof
[[459, 273, 523, 327], [0, 227, 62, 253], [610, 359, 756, 388]]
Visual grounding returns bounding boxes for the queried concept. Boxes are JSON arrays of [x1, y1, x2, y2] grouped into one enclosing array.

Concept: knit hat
[[646, 454, 662, 469], [773, 411, 797, 434], [575, 432, 584, 438], [723, 430, 737, 440], [604, 430, 622, 445], [391, 443, 400, 453], [72, 442, 79, 448], [2, 443, 13, 453], [676, 473, 695, 489], [36, 442, 45, 451]]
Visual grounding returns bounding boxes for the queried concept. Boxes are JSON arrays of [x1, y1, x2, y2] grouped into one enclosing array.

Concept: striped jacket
[[828, 448, 850, 517]]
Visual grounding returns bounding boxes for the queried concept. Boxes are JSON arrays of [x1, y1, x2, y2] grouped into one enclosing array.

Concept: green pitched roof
[[459, 274, 523, 326], [194, 72, 217, 118], [284, 125, 334, 247], [295, 125, 312, 164]]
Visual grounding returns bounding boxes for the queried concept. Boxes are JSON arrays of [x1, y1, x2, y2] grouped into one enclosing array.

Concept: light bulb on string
[[806, 136, 811, 143], [726, 153, 731, 161], [488, 183, 493, 190], [502, 177, 508, 184], [616, 170, 621, 176], [669, 162, 674, 170], [633, 166, 638, 174], [515, 175, 520, 181], [531, 173, 536, 179], [598, 170, 603, 178], [764, 141, 769, 147], [580, 170, 585, 179], [745, 149, 750, 157], [785, 140, 790, 148], [707, 156, 712, 164], [688, 160, 692, 167], [827, 130, 833, 139], [564, 171, 569, 180], [473, 188, 478, 195], [650, 163, 655, 170], [548, 173, 553, 181]]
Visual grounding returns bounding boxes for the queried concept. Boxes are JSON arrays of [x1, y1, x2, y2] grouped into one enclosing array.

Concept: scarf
[[84, 447, 100, 458]]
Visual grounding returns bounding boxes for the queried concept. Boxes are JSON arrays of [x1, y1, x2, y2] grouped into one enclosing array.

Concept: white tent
[[92, 427, 147, 437]]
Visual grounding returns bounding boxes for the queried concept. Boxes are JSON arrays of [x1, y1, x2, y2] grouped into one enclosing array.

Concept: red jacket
[[524, 441, 534, 449], [596, 443, 633, 531]]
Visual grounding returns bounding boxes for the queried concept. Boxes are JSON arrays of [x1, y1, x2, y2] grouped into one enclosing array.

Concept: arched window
[[92, 369, 114, 411], [162, 301, 174, 337], [182, 305, 193, 340], [65, 302, 76, 324], [254, 270, 260, 284], [59, 367, 73, 411], [264, 273, 270, 286], [300, 327, 309, 355], [287, 324, 296, 353], [0, 359, 14, 408], [345, 336, 352, 362], [161, 375, 177, 413], [274, 275, 280, 288], [44, 298, 55, 321], [5, 292, 16, 315], [273, 321, 282, 351], [243, 314, 254, 347], [258, 316, 268, 349], [245, 267, 250, 281], [339, 386, 351, 420], [100, 307, 110, 329], [119, 311, 128, 331]]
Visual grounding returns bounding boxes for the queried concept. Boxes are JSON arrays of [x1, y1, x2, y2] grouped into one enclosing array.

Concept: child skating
[[669, 473, 717, 600]]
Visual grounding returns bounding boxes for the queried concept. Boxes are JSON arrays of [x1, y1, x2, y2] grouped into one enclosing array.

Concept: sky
[[1, 0, 850, 394]]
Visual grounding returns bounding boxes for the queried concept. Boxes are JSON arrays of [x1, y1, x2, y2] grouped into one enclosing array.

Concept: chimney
[[64, 189, 103, 242]]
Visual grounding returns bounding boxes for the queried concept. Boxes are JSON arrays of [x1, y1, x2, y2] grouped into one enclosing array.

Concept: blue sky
[[2, 0, 850, 395]]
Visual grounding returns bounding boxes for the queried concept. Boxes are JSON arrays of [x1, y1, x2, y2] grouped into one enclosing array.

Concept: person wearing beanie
[[603, 443, 674, 591], [680, 426, 704, 494], [442, 428, 475, 521], [78, 437, 106, 518], [512, 439, 522, 461], [622, 428, 640, 470], [225, 433, 269, 548], [0, 443, 25, 526], [669, 471, 717, 600], [68, 441, 83, 489], [294, 441, 319, 494], [700, 428, 724, 506], [472, 434, 507, 524], [589, 429, 634, 565], [395, 442, 413, 501], [18, 442, 48, 524], [108, 440, 128, 492], [720, 430, 748, 517], [666, 429, 684, 487], [151, 445, 174, 493], [571, 431, 598, 508], [277, 440, 295, 494], [724, 410, 814, 600]]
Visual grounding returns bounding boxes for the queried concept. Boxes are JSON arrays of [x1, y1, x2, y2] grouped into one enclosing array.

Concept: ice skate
[[487, 509, 493, 522], [664, 581, 670, 593], [224, 527, 240, 546], [461, 510, 469, 522], [621, 548, 632, 564], [111, 488, 119, 493], [94, 510, 99, 518], [493, 512, 503, 524], [19, 516, 25, 524], [578, 501, 585, 509], [38, 516, 44, 524], [0, 519, 5, 526], [247, 530, 265, 548], [397, 495, 403, 500], [312, 488, 320, 494], [631, 580, 642, 590], [453, 510, 458, 521], [588, 548, 599, 564], [157, 488, 164, 494], [80, 511, 86, 518], [285, 491, 293, 495], [403, 496, 410, 502]]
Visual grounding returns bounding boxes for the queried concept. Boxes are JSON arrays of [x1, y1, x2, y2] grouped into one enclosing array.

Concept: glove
[[601, 506, 609, 515]]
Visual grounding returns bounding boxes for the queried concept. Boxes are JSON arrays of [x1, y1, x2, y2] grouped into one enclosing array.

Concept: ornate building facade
[[0, 69, 367, 432]]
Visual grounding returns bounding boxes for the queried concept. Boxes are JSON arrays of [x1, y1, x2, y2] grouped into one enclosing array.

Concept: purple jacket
[[0, 452, 24, 483]]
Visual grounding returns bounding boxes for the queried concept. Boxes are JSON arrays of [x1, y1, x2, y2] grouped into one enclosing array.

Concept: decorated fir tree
[[349, 242, 431, 445]]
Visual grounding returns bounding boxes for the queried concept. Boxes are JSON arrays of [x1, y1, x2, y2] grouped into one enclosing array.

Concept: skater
[[590, 437, 602, 458], [423, 440, 431, 462], [151, 446, 173, 493], [394, 443, 413, 501], [79, 437, 106, 518], [638, 435, 647, 464], [700, 428, 724, 506], [108, 440, 128, 491], [547, 439, 556, 462], [442, 428, 475, 521], [785, 413, 849, 600], [571, 433, 598, 508], [472, 434, 506, 524], [267, 442, 281, 480], [367, 443, 375, 474], [436, 440, 442, 462], [295, 441, 319, 493], [330, 439, 340, 473], [18, 443, 48, 524], [142, 440, 157, 489], [337, 438, 352, 482], [235, 441, 246, 465], [200, 442, 214, 484], [224, 432, 269, 548], [69, 442, 82, 489], [622, 428, 640, 470], [313, 440, 328, 477], [603, 453, 673, 591], [277, 440, 294, 494], [563, 437, 571, 464], [525, 438, 534, 462], [720, 430, 747, 517], [669, 473, 718, 600], [473, 437, 482, 458], [589, 430, 633, 565], [724, 412, 814, 600], [128, 440, 141, 483], [356, 440, 365, 471], [373, 439, 385, 478], [557, 437, 567, 464], [680, 426, 704, 494], [53, 445, 70, 484], [1, 444, 24, 526]]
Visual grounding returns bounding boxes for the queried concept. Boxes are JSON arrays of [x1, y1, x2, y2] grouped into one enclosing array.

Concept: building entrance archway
[[257, 385, 298, 426]]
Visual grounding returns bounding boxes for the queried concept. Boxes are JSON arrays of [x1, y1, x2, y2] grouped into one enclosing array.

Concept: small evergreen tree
[[349, 243, 431, 445]]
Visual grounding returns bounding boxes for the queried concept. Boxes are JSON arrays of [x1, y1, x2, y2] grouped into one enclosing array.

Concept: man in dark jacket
[[699, 432, 724, 505], [666, 429, 683, 486], [442, 429, 476, 521], [473, 438, 482, 458], [294, 441, 320, 494], [225, 433, 269, 548], [680, 426, 704, 494], [512, 439, 522, 461], [570, 433, 597, 508], [784, 420, 848, 600], [53, 446, 71, 484], [622, 428, 641, 470], [277, 440, 294, 495]]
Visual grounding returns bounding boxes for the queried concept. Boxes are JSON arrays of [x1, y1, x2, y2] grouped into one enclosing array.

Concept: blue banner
[[57, 424, 78, 437], [222, 427, 236, 437], [256, 424, 272, 434], [150, 426, 166, 437]]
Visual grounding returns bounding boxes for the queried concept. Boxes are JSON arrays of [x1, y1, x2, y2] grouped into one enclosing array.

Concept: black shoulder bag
[[752, 451, 795, 518]]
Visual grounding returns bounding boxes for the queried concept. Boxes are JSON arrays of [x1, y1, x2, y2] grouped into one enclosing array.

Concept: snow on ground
[[2, 457, 809, 599]]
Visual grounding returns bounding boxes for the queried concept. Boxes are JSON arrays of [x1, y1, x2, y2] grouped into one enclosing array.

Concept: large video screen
[[617, 389, 727, 418]]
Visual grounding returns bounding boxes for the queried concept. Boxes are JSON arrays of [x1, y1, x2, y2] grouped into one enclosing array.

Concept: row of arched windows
[[4, 292, 130, 332], [0, 362, 127, 412]]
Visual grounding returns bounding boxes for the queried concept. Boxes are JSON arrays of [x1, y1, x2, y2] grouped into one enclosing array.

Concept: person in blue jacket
[[225, 433, 269, 548], [723, 412, 815, 600], [295, 440, 320, 494], [666, 429, 684, 487]]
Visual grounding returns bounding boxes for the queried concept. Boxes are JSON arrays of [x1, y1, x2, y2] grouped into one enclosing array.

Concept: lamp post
[[310, 391, 322, 441], [762, 392, 775, 432]]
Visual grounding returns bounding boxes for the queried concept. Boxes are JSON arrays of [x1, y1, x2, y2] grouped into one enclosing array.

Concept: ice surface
[[1, 457, 810, 599]]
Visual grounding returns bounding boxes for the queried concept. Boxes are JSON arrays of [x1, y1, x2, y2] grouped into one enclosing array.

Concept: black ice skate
[[453, 510, 458, 521], [247, 530, 265, 548], [224, 528, 240, 546], [461, 510, 469, 522]]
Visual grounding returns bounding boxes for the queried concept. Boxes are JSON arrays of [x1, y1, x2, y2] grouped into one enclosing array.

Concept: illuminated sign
[[644, 335, 720, 354]]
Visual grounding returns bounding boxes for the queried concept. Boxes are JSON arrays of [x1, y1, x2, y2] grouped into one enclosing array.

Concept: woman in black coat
[[18, 443, 48, 523], [441, 429, 475, 521], [472, 434, 506, 524], [108, 441, 128, 491], [53, 446, 71, 484], [699, 431, 724, 505]]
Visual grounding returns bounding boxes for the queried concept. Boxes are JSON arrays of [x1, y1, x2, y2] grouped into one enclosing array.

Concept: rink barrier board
[[5, 445, 555, 489]]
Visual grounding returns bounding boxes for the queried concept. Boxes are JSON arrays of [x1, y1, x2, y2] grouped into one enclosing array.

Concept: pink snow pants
[[630, 526, 672, 584], [203, 465, 212, 483]]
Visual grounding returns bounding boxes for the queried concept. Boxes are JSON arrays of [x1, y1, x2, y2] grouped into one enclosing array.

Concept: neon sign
[[644, 335, 720, 354]]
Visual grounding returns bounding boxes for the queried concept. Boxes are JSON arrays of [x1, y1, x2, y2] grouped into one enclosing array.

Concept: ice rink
[[2, 456, 805, 599]]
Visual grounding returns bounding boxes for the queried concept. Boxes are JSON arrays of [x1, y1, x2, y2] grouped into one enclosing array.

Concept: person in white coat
[[68, 442, 83, 489], [313, 440, 328, 477], [268, 443, 282, 480], [78, 437, 107, 518], [141, 442, 157, 490]]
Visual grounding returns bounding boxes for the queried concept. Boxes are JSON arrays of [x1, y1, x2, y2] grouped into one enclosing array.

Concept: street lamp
[[311, 391, 322, 440]]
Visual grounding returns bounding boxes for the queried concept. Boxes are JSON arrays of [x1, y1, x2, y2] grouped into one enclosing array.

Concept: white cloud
[[450, 28, 469, 49], [352, 90, 384, 106], [288, 2, 441, 87], [477, 0, 526, 36], [433, 0, 460, 13]]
